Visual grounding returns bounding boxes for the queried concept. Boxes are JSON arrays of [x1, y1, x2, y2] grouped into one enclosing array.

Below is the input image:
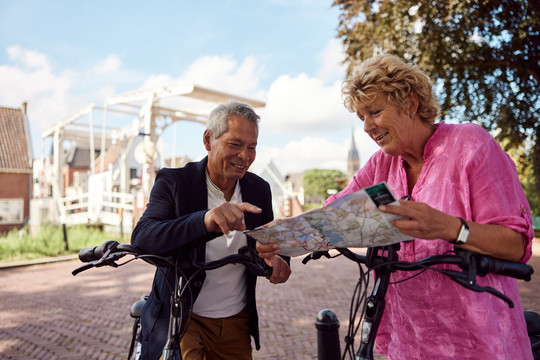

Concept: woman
[[259, 54, 534, 359]]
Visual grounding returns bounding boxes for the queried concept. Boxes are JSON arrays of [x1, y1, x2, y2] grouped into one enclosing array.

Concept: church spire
[[347, 126, 360, 181]]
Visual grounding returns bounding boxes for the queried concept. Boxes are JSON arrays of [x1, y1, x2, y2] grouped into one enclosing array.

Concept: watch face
[[456, 220, 470, 244]]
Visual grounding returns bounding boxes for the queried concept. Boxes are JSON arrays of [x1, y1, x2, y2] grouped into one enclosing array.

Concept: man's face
[[204, 115, 258, 189]]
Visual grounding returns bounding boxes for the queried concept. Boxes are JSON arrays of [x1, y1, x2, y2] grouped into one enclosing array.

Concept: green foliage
[[333, 0, 540, 191], [303, 169, 348, 204], [303, 203, 325, 211], [500, 137, 540, 215], [0, 224, 117, 263], [524, 181, 540, 216]]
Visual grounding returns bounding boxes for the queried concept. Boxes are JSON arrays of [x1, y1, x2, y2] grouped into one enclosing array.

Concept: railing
[[31, 191, 135, 232]]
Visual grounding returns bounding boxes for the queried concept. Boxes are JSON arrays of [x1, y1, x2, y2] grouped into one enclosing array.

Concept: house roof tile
[[0, 106, 32, 171]]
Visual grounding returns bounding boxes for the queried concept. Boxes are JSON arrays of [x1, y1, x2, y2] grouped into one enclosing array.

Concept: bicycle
[[72, 240, 273, 360], [303, 244, 540, 360]]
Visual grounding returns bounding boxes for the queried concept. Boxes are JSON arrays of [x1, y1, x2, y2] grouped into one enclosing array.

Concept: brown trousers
[[179, 307, 253, 360]]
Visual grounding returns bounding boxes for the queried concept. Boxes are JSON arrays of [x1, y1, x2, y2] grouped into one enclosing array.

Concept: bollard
[[62, 223, 69, 251], [315, 309, 341, 360]]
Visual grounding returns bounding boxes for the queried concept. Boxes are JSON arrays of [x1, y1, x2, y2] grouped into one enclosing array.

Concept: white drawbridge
[[33, 84, 265, 232]]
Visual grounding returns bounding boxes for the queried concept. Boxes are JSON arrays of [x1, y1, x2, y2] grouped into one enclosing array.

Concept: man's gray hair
[[207, 100, 260, 138]]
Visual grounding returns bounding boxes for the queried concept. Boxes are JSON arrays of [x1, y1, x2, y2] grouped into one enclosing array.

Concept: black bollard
[[62, 223, 69, 250], [315, 309, 341, 360]]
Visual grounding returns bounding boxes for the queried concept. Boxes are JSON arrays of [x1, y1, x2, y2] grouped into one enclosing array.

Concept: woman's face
[[356, 94, 419, 157]]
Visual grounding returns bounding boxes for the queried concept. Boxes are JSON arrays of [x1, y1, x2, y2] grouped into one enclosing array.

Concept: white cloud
[[141, 73, 176, 88], [0, 41, 380, 170], [253, 125, 379, 176], [7, 45, 50, 70], [143, 41, 378, 177], [317, 37, 347, 83], [92, 54, 122, 74], [0, 46, 80, 138], [139, 54, 265, 102], [250, 38, 382, 176], [0, 47, 140, 158], [253, 135, 347, 175], [261, 74, 348, 133], [177, 54, 262, 96]]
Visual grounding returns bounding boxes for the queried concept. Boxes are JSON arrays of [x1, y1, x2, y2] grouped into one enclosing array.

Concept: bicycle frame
[[304, 244, 535, 360], [356, 244, 399, 360], [72, 241, 272, 360]]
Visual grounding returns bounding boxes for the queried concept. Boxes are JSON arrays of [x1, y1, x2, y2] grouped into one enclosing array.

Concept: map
[[245, 189, 413, 257]]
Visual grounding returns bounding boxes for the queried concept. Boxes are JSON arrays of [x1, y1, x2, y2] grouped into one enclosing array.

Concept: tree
[[505, 137, 540, 215], [303, 169, 348, 206], [333, 0, 540, 200]]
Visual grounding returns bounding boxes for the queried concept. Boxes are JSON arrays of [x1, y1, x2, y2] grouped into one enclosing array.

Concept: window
[[0, 198, 24, 224]]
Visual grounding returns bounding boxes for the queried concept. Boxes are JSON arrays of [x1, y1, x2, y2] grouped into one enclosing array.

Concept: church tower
[[347, 127, 360, 181]]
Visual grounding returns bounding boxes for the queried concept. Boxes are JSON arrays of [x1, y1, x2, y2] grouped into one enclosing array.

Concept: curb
[[0, 254, 79, 270]]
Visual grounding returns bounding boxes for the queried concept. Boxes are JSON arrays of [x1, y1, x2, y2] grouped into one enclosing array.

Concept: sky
[[0, 0, 380, 176]]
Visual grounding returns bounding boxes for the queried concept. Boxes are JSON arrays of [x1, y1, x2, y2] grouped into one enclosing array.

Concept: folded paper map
[[245, 188, 413, 257]]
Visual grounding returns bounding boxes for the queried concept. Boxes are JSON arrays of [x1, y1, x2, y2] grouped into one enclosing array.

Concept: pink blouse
[[325, 122, 534, 359]]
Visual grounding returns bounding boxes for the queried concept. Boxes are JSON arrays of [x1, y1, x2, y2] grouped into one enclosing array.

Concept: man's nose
[[237, 147, 251, 161]]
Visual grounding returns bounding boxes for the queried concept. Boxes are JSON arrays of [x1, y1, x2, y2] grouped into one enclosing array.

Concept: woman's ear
[[409, 92, 419, 116]]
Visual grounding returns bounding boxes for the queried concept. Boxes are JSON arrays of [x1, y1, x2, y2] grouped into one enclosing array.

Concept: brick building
[[0, 103, 33, 233]]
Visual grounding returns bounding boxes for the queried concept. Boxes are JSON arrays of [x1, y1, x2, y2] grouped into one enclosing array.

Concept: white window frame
[[0, 198, 24, 224]]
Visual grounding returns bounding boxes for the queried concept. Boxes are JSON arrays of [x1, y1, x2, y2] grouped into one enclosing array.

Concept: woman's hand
[[378, 200, 457, 241], [378, 200, 525, 262]]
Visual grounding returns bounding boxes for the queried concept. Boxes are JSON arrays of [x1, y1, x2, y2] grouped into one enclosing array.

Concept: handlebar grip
[[78, 240, 119, 262], [478, 256, 534, 281]]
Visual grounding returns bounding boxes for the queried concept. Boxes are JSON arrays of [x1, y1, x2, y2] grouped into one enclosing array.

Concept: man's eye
[[372, 110, 381, 116], [358, 115, 365, 122], [229, 143, 241, 148]]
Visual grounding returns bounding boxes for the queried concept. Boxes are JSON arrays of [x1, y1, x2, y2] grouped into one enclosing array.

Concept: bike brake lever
[[302, 251, 331, 264], [72, 262, 95, 276], [72, 251, 126, 276], [447, 271, 515, 308]]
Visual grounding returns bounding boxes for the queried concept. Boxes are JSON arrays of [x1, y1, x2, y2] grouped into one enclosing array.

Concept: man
[[131, 100, 291, 360]]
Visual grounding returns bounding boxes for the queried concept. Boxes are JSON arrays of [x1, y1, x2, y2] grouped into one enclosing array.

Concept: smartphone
[[364, 182, 400, 207]]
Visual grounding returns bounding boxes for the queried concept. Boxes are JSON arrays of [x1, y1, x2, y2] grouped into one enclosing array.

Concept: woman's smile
[[375, 132, 389, 142]]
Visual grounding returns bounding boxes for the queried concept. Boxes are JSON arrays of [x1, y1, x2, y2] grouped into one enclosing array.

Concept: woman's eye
[[372, 110, 381, 116]]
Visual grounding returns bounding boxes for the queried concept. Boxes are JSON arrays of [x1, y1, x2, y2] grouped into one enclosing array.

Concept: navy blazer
[[131, 157, 275, 360]]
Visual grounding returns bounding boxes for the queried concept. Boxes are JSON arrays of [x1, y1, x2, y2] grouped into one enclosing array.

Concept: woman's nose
[[363, 116, 375, 133]]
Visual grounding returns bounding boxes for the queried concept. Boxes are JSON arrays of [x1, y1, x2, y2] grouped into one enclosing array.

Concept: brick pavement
[[0, 242, 539, 360]]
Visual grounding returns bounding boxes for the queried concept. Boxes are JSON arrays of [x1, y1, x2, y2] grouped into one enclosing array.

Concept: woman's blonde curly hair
[[342, 54, 439, 123]]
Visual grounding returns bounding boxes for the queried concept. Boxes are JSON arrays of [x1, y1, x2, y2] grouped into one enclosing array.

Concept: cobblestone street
[[1, 242, 539, 359]]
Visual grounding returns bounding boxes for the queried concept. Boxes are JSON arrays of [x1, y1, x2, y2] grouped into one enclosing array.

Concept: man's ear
[[203, 130, 212, 151]]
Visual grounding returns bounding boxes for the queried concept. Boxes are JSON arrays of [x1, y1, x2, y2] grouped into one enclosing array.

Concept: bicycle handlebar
[[72, 241, 273, 278], [475, 255, 533, 280], [303, 247, 534, 281], [78, 241, 145, 262]]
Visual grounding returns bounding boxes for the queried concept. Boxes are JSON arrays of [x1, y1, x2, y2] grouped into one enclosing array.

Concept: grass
[[0, 224, 121, 263], [304, 202, 324, 211]]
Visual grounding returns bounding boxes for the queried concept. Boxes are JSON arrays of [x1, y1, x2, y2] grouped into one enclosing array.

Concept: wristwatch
[[454, 217, 470, 244]]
